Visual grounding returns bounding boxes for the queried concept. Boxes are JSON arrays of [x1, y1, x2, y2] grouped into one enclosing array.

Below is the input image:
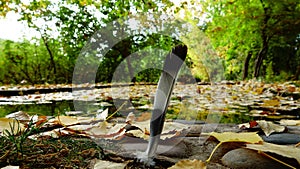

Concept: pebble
[[221, 148, 290, 169], [261, 133, 300, 144]]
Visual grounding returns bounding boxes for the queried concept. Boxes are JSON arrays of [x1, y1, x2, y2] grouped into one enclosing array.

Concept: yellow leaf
[[208, 132, 263, 143], [255, 87, 264, 94], [168, 159, 206, 169], [246, 142, 300, 164], [56, 116, 79, 126], [205, 132, 263, 163], [0, 118, 24, 135], [231, 95, 238, 100], [262, 99, 280, 107]]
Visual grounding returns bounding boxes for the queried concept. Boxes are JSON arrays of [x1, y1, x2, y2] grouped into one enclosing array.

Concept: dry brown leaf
[[136, 112, 152, 122], [162, 122, 189, 134], [126, 129, 149, 140], [5, 111, 30, 121], [256, 120, 285, 136], [246, 142, 300, 164], [126, 112, 136, 123], [132, 120, 188, 140], [88, 123, 126, 139], [287, 86, 296, 93], [67, 124, 97, 131], [168, 159, 206, 169], [34, 115, 48, 126], [28, 128, 75, 139]]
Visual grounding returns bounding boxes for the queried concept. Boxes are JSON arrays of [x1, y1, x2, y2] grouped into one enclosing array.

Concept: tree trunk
[[254, 44, 268, 78], [126, 55, 135, 82], [41, 35, 57, 83], [254, 0, 270, 78], [243, 51, 252, 80]]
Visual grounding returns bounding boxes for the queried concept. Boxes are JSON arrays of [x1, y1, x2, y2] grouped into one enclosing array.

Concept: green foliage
[[2, 0, 299, 84], [0, 0, 192, 84], [0, 38, 72, 84], [203, 0, 300, 80]]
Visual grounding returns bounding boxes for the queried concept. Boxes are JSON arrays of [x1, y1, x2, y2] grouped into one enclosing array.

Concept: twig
[[106, 101, 127, 121], [258, 150, 296, 169]]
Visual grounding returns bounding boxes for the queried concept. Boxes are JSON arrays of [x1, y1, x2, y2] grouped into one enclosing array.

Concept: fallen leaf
[[207, 132, 263, 144], [88, 123, 126, 139], [67, 124, 97, 131], [249, 121, 259, 128], [162, 122, 189, 134], [168, 159, 206, 169], [5, 111, 30, 121], [93, 160, 126, 169], [0, 118, 24, 135], [246, 142, 300, 164], [262, 99, 280, 107], [238, 121, 258, 129], [29, 128, 61, 139], [126, 112, 136, 123], [136, 112, 151, 122], [280, 119, 300, 126], [287, 86, 296, 93], [88, 121, 111, 135], [126, 129, 149, 140], [132, 120, 189, 140], [65, 111, 83, 116], [205, 132, 263, 162], [34, 115, 48, 126], [96, 108, 108, 120], [55, 116, 79, 126], [1, 166, 19, 169], [255, 87, 265, 94], [256, 120, 285, 136], [238, 122, 250, 129]]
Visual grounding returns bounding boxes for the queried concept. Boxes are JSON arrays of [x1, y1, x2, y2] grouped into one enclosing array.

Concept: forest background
[[0, 0, 299, 85]]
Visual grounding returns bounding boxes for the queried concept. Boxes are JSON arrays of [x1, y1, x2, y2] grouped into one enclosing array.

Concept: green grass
[[0, 118, 105, 168]]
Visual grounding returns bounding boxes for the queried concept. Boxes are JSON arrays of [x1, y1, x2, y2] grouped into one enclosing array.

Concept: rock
[[221, 148, 290, 169], [121, 142, 188, 158], [261, 133, 300, 144]]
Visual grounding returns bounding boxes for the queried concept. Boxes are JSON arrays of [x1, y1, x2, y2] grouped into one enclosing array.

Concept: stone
[[221, 148, 290, 169], [261, 133, 300, 144]]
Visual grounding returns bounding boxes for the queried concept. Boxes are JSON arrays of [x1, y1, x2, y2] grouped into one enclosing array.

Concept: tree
[[202, 0, 300, 80], [1, 0, 185, 83]]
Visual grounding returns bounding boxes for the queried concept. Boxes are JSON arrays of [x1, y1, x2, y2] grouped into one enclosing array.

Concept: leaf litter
[[0, 81, 300, 168]]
